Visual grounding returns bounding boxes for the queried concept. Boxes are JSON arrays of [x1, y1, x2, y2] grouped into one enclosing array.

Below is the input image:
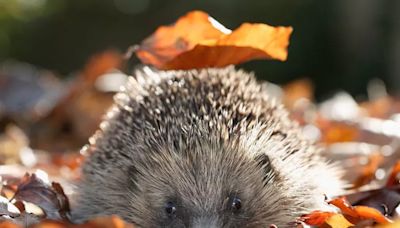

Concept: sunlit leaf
[[135, 10, 293, 70]]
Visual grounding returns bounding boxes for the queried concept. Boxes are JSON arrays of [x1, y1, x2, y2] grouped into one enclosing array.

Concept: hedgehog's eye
[[231, 197, 242, 212], [165, 201, 177, 217]]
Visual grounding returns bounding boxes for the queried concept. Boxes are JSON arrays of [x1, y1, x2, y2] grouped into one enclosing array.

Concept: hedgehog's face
[[126, 144, 291, 228]]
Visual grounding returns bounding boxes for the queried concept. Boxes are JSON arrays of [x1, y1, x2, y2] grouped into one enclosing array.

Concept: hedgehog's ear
[[254, 153, 275, 185]]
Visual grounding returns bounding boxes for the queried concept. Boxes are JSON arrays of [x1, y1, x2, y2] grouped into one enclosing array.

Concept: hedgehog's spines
[[73, 66, 343, 228]]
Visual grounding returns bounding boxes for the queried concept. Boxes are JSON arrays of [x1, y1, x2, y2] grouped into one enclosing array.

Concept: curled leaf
[[329, 197, 393, 224], [135, 10, 293, 70], [11, 173, 70, 221], [348, 186, 400, 217]]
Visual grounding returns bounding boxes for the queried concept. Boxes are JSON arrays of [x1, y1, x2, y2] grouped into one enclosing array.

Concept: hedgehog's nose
[[191, 216, 221, 228]]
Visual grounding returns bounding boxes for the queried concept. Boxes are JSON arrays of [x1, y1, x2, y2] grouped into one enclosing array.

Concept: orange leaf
[[299, 210, 336, 226], [320, 123, 359, 144], [135, 10, 293, 70], [325, 214, 354, 228], [329, 197, 392, 224], [353, 205, 393, 224]]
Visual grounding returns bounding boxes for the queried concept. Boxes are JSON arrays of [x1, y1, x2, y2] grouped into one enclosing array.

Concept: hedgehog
[[72, 66, 343, 228]]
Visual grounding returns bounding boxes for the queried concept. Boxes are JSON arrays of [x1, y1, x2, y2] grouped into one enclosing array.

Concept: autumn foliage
[[135, 11, 293, 70]]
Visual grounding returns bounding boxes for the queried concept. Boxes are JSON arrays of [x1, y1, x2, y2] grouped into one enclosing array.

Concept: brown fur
[[72, 66, 342, 227]]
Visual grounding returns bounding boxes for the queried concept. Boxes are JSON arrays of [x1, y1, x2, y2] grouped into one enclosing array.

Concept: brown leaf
[[11, 173, 70, 221], [135, 10, 293, 70], [351, 187, 400, 217]]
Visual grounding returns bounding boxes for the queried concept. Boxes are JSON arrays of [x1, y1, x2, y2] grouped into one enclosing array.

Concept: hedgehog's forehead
[[150, 141, 252, 167], [138, 142, 263, 189], [140, 146, 261, 197]]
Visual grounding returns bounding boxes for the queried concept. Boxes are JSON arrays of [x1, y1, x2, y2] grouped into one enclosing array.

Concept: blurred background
[[0, 0, 400, 153], [1, 0, 399, 99]]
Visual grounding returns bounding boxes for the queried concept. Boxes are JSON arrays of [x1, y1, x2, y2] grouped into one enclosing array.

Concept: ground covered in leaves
[[1, 10, 400, 228]]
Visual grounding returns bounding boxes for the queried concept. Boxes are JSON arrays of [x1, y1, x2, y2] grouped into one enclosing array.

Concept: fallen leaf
[[298, 210, 336, 226], [325, 214, 354, 228], [135, 10, 292, 70], [11, 173, 70, 221], [328, 197, 392, 224], [348, 186, 400, 217]]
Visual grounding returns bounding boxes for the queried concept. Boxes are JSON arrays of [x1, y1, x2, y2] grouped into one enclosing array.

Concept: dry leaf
[[349, 187, 400, 217], [11, 173, 70, 221], [298, 210, 336, 226], [135, 10, 293, 70], [328, 197, 392, 224], [325, 214, 354, 228]]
